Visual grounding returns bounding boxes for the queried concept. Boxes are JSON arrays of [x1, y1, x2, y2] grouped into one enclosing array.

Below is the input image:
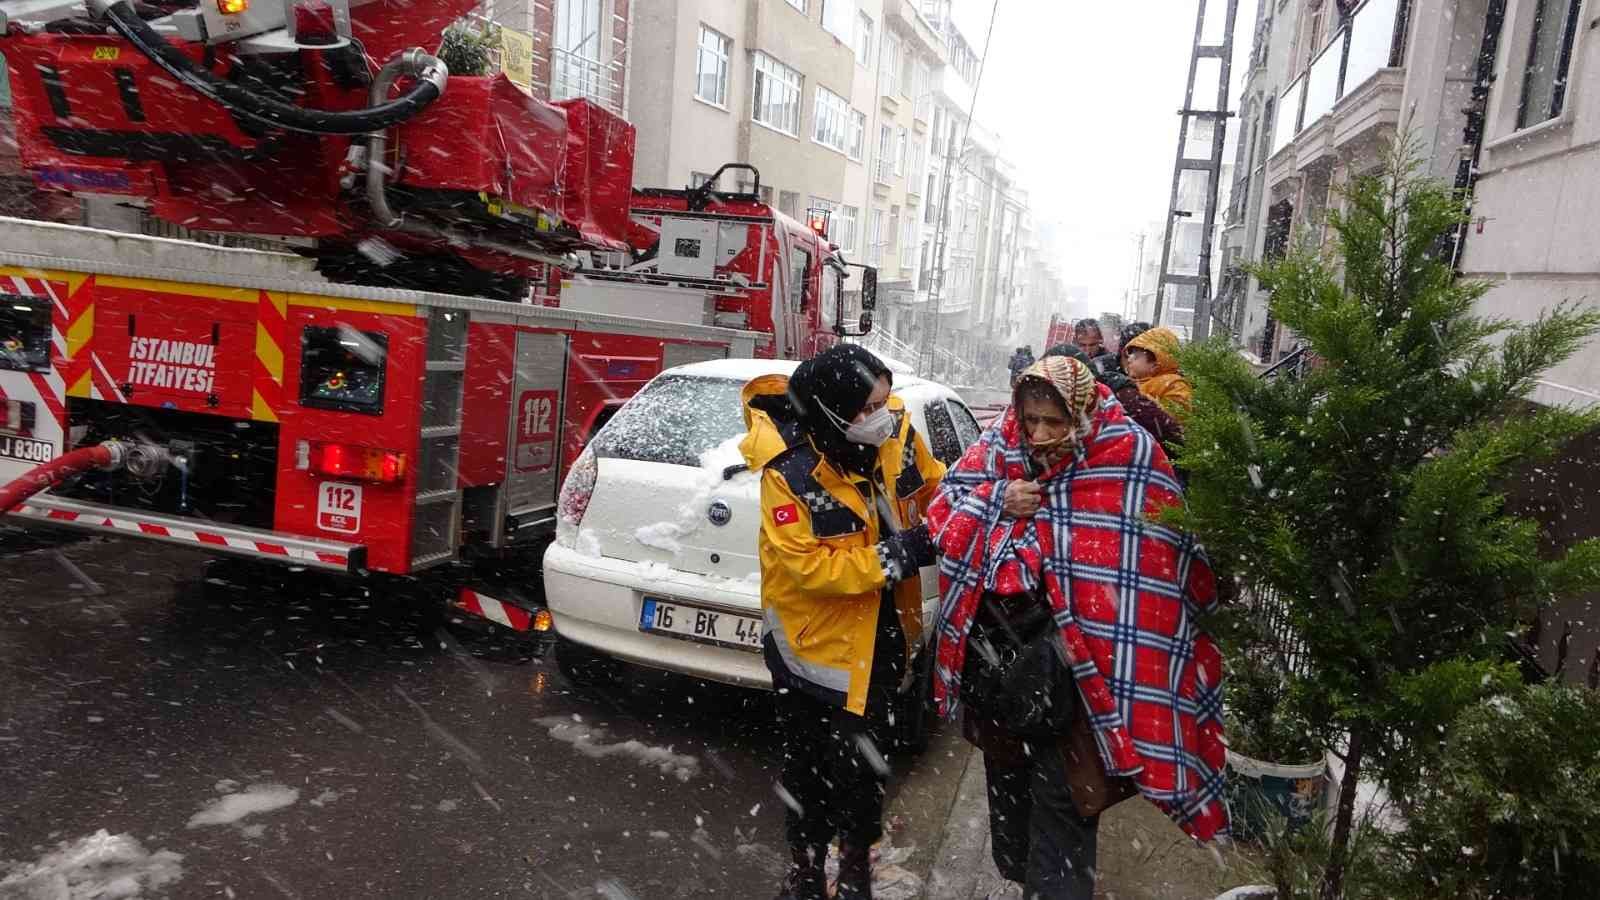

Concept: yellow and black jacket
[[739, 374, 946, 716]]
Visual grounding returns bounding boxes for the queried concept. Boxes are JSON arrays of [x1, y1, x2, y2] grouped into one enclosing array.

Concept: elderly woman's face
[[1020, 394, 1073, 457]]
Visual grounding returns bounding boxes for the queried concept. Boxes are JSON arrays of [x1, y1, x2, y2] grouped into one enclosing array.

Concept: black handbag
[[960, 594, 1079, 738]]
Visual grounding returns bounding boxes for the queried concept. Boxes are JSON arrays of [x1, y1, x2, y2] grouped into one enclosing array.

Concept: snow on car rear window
[[592, 375, 748, 467]]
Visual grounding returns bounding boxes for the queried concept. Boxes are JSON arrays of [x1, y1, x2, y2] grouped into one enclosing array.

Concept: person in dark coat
[[1072, 320, 1119, 377], [1007, 346, 1036, 388], [1043, 343, 1183, 448]]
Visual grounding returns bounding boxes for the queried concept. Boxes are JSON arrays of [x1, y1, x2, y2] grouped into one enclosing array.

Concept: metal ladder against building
[[1153, 0, 1241, 341], [411, 307, 469, 570]]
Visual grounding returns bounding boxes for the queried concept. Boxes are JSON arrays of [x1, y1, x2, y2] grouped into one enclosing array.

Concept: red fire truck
[[0, 0, 875, 644]]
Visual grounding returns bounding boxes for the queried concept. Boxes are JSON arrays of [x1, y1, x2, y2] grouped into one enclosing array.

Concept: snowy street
[[0, 529, 958, 899]]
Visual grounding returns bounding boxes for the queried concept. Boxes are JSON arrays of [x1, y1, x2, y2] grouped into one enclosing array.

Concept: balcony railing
[[874, 158, 896, 186], [1268, 0, 1406, 159], [550, 48, 621, 114]]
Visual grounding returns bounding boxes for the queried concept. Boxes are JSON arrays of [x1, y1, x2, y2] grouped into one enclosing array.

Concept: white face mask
[[845, 406, 896, 447]]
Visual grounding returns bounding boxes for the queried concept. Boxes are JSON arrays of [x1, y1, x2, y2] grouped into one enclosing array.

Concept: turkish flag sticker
[[772, 504, 800, 527]]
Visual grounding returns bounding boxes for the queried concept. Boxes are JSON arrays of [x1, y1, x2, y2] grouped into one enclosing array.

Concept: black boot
[[835, 842, 873, 900], [775, 843, 827, 900]]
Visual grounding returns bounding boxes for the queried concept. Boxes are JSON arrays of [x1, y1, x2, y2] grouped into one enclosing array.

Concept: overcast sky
[[950, 0, 1259, 317]]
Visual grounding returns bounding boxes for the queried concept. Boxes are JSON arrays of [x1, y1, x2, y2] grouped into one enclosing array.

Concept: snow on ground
[[535, 715, 700, 782], [0, 830, 183, 900], [186, 784, 300, 829]]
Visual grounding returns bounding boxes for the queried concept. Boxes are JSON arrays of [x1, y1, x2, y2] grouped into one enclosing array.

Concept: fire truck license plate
[[0, 437, 53, 464], [639, 597, 762, 652]]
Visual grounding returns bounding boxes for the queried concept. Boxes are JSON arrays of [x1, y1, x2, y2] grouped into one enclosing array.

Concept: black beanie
[[787, 344, 892, 474]]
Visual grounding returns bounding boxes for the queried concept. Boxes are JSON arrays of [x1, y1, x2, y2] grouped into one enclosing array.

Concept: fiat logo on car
[[708, 499, 732, 527]]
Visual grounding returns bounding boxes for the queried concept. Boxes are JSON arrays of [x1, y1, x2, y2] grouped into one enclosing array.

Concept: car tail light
[[298, 440, 405, 483], [555, 446, 598, 546]]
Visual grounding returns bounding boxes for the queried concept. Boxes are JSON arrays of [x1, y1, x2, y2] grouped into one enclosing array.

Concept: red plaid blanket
[[927, 386, 1230, 841]]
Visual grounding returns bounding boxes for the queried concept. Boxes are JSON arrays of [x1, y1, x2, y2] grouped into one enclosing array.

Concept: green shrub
[[1384, 683, 1600, 899]]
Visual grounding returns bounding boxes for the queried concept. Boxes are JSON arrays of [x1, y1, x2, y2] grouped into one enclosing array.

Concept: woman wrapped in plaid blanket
[[926, 356, 1229, 897]]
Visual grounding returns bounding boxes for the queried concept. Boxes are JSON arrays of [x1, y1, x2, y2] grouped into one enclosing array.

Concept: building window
[[895, 127, 908, 176], [552, 0, 606, 106], [691, 170, 716, 189], [901, 212, 917, 267], [822, 0, 853, 41], [785, 0, 806, 12], [924, 174, 939, 223], [836, 205, 860, 254], [876, 124, 895, 184], [867, 209, 886, 266], [881, 32, 901, 96], [695, 26, 731, 108], [848, 109, 867, 160], [1518, 0, 1584, 129], [753, 52, 803, 136], [889, 206, 900, 250], [779, 190, 800, 218], [855, 13, 874, 67], [912, 59, 932, 120], [813, 87, 853, 154]]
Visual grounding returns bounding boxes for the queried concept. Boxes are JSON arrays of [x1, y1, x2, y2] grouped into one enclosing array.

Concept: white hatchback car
[[542, 358, 985, 736]]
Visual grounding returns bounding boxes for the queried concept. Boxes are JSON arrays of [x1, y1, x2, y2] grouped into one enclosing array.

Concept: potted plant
[[1221, 634, 1326, 843]]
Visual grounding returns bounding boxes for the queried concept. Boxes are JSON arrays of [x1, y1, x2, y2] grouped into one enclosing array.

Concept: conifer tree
[[1172, 140, 1600, 898]]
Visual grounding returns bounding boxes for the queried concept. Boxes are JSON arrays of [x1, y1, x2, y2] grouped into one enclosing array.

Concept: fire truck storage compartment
[[59, 399, 279, 528], [393, 81, 635, 251]]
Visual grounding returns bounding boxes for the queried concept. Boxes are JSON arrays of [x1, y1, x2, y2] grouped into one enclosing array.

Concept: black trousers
[[771, 593, 905, 850], [984, 744, 1101, 899]]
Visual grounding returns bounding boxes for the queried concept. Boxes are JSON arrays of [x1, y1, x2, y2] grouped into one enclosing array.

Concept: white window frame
[[552, 0, 606, 105], [694, 25, 731, 109], [867, 208, 885, 266], [837, 204, 860, 255], [901, 213, 918, 267], [848, 109, 867, 161], [881, 32, 901, 97], [785, 0, 807, 12], [752, 52, 804, 137], [855, 12, 874, 67], [875, 124, 895, 184], [812, 86, 852, 155], [894, 126, 908, 176]]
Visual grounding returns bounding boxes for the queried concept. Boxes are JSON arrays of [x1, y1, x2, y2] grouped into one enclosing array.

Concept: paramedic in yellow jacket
[[739, 344, 945, 900]]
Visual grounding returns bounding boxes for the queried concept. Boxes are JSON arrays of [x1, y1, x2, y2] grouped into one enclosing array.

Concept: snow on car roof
[[667, 355, 947, 394]]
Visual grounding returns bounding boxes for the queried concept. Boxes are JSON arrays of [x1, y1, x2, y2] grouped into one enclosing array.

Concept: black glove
[[876, 523, 937, 584]]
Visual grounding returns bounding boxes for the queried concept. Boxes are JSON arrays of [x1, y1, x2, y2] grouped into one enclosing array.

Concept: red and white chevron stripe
[[455, 588, 537, 632], [13, 503, 354, 569]]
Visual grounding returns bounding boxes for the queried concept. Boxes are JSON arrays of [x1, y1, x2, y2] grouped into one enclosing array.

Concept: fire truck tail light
[[301, 440, 406, 483], [555, 446, 598, 545], [217, 0, 249, 14], [0, 400, 36, 436]]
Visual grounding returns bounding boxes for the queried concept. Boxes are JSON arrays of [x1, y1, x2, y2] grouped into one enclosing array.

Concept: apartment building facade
[[628, 0, 855, 216], [1227, 0, 1600, 675]]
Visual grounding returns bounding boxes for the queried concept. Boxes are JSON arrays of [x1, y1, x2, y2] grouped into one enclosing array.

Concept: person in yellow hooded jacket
[[1123, 325, 1194, 413], [739, 344, 945, 900]]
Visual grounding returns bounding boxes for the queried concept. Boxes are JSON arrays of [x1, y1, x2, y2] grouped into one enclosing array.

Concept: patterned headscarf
[[1014, 356, 1098, 431]]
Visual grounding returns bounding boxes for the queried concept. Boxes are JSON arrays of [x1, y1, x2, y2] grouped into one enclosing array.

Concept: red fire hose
[[0, 442, 126, 515]]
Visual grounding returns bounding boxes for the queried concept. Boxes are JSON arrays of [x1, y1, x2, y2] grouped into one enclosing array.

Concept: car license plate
[[639, 597, 762, 652]]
